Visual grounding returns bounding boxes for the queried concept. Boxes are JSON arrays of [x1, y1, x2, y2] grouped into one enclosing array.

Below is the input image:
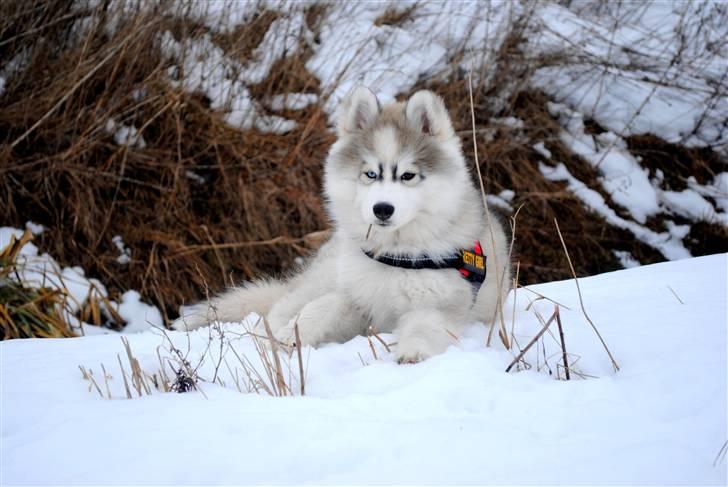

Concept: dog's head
[[325, 87, 470, 245]]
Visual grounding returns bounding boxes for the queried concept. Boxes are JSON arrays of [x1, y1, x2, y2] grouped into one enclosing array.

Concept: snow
[[111, 235, 131, 265], [532, 141, 552, 159], [117, 290, 162, 333], [307, 1, 517, 114], [2, 3, 727, 481], [0, 227, 156, 335], [24, 221, 44, 235], [486, 193, 514, 214], [2, 254, 726, 485], [539, 96, 726, 263], [184, 170, 206, 185], [712, 174, 728, 212], [105, 118, 146, 149], [539, 162, 691, 260], [530, 2, 728, 153], [247, 13, 309, 84], [181, 1, 260, 34], [490, 116, 525, 129], [308, 17, 446, 114], [267, 93, 318, 111], [613, 250, 640, 269], [0, 50, 30, 96], [159, 31, 297, 134], [689, 173, 728, 213], [660, 188, 728, 226], [548, 101, 660, 224]]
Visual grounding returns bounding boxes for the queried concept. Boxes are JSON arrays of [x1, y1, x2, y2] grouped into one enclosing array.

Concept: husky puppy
[[174, 87, 511, 362]]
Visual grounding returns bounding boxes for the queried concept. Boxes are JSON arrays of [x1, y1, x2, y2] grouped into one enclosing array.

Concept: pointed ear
[[405, 90, 454, 138], [336, 86, 381, 136]]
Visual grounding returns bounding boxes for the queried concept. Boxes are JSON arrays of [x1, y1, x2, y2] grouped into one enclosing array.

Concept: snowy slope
[[2, 254, 726, 485]]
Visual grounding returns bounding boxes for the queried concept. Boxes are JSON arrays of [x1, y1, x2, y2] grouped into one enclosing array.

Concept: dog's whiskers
[[365, 224, 372, 241]]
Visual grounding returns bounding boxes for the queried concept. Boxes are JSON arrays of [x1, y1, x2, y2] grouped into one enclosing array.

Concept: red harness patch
[[457, 240, 487, 286]]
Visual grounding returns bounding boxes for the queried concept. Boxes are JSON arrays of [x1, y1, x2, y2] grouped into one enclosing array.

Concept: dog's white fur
[[173, 87, 511, 362]]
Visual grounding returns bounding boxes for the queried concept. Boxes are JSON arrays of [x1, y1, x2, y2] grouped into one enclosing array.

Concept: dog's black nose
[[373, 202, 395, 221]]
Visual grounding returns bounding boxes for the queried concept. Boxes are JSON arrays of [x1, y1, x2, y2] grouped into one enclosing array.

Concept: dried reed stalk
[[369, 328, 392, 352], [117, 353, 133, 399], [468, 63, 510, 350], [293, 320, 305, 396], [554, 218, 619, 372], [554, 308, 570, 380], [262, 318, 290, 396], [505, 306, 559, 373], [79, 365, 104, 398], [367, 334, 379, 361]]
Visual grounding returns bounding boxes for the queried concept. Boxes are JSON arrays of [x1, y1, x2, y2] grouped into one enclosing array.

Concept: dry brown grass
[[373, 5, 418, 27], [0, 229, 76, 339], [0, 228, 130, 338], [1, 1, 331, 324], [80, 315, 307, 399]]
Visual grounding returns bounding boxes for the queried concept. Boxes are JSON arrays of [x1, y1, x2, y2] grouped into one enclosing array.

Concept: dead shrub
[[0, 1, 331, 323]]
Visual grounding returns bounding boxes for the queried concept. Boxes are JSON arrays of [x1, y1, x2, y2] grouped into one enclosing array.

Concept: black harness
[[362, 240, 487, 294]]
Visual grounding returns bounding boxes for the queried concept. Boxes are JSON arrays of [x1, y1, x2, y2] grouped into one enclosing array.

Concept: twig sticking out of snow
[[714, 440, 728, 467], [117, 353, 133, 399], [366, 332, 378, 361], [262, 317, 290, 397], [78, 365, 104, 398], [122, 336, 151, 396], [667, 285, 684, 305], [100, 364, 112, 399], [366, 326, 393, 362], [554, 218, 619, 372], [468, 59, 509, 350], [555, 308, 570, 381], [369, 327, 392, 353], [220, 315, 302, 397], [81, 331, 209, 400], [510, 260, 521, 347], [521, 286, 571, 311], [293, 319, 305, 396], [506, 305, 559, 373]]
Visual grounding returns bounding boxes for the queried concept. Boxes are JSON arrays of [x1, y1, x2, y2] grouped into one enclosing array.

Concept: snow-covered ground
[[2, 254, 726, 485], [1, 1, 727, 483]]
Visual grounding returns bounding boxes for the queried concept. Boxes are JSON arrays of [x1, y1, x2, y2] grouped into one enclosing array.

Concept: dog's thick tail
[[171, 279, 289, 331]]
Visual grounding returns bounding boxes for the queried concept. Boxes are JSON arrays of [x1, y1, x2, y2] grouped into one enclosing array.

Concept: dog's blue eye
[[365, 170, 377, 179], [400, 172, 416, 181]]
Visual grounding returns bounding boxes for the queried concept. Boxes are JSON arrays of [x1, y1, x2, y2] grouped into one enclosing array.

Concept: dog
[[173, 87, 511, 363]]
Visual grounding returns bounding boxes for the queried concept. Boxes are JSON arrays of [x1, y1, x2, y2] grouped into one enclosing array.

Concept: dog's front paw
[[268, 315, 322, 349], [393, 308, 461, 364], [396, 354, 422, 365], [270, 319, 297, 347], [394, 338, 437, 364]]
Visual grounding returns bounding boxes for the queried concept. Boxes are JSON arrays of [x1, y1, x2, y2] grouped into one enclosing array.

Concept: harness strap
[[362, 241, 487, 293]]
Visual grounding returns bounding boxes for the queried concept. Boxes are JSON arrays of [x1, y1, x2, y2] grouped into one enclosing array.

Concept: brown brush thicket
[[1, 1, 331, 323], [1, 2, 725, 331]]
